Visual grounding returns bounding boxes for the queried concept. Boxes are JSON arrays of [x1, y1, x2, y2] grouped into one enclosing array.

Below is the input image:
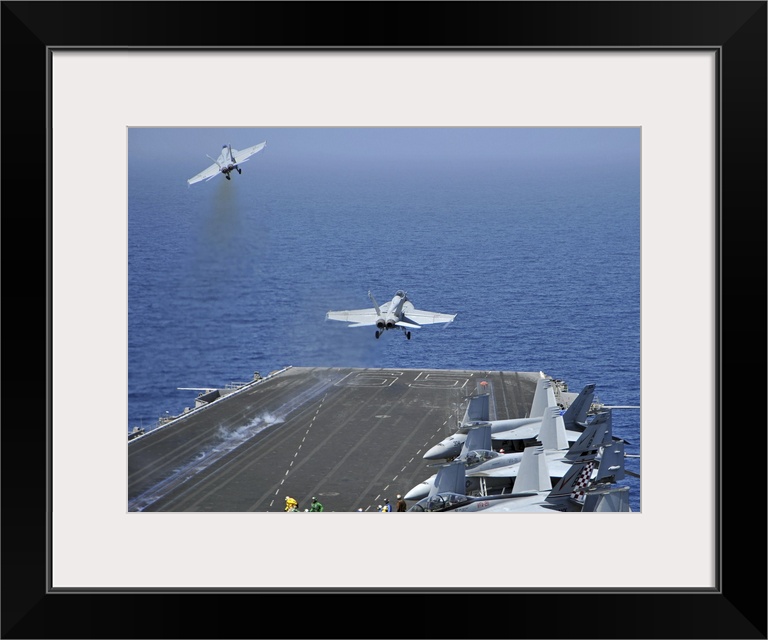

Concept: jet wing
[[187, 162, 221, 185], [326, 308, 379, 327], [231, 141, 266, 164], [491, 424, 542, 441], [492, 426, 583, 442], [470, 455, 571, 479], [471, 465, 523, 478], [401, 302, 456, 325]]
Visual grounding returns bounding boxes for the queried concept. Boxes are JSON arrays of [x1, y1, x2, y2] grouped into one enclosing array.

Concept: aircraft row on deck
[[404, 374, 638, 512]]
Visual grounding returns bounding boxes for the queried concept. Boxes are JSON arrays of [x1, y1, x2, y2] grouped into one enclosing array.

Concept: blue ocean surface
[[128, 128, 641, 511]]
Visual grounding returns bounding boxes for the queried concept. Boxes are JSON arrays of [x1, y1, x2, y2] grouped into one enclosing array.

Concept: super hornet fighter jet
[[187, 142, 266, 185], [326, 290, 456, 339]]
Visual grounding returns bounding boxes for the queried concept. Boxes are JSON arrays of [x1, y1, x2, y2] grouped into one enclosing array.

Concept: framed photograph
[[4, 2, 764, 638]]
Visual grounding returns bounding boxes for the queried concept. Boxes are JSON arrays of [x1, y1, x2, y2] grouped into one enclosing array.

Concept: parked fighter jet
[[325, 290, 456, 339], [422, 375, 557, 460], [408, 440, 630, 512], [187, 142, 266, 185], [404, 422, 496, 501], [422, 379, 596, 460]]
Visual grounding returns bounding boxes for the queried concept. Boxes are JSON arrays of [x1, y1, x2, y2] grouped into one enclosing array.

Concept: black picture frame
[[2, 2, 765, 638]]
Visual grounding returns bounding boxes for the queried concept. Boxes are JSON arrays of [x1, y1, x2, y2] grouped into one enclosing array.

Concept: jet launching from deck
[[325, 290, 456, 339]]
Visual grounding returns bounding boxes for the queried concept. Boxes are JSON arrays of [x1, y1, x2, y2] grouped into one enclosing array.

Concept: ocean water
[[128, 128, 641, 511]]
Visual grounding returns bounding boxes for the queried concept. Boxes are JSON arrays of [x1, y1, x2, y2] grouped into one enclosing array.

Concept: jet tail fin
[[564, 410, 613, 460], [546, 456, 598, 502], [431, 460, 466, 496], [462, 394, 490, 425], [368, 290, 381, 316], [538, 406, 569, 450], [459, 424, 492, 458], [513, 446, 551, 493], [594, 440, 626, 483], [562, 383, 597, 429], [528, 376, 557, 419]]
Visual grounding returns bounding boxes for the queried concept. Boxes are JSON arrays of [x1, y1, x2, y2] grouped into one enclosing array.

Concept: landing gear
[[375, 330, 381, 339], [237, 167, 242, 174], [406, 331, 411, 340], [225, 173, 231, 180]]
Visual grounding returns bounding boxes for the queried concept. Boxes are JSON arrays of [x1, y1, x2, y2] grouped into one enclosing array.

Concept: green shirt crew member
[[309, 497, 324, 512]]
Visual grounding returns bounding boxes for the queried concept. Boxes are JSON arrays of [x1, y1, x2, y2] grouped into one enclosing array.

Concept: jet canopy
[[407, 492, 471, 512], [463, 449, 501, 469]]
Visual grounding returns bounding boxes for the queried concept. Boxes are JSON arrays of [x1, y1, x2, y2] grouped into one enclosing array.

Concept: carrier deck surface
[[128, 367, 554, 512]]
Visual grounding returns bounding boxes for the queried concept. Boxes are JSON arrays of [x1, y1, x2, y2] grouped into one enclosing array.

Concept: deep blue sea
[[128, 130, 641, 511]]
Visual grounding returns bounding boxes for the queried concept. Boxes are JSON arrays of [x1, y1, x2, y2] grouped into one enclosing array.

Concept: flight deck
[[128, 367, 569, 513]]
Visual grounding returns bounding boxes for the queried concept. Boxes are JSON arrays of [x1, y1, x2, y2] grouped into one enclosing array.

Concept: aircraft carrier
[[128, 366, 581, 513]]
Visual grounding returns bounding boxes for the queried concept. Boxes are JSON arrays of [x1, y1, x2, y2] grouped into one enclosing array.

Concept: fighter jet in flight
[[187, 142, 266, 185], [325, 290, 456, 339]]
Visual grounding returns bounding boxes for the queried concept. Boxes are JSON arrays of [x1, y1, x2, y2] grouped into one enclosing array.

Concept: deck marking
[[411, 372, 471, 389], [409, 457, 414, 463], [335, 371, 402, 388]]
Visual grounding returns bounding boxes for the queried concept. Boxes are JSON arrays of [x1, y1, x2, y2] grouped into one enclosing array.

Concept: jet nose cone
[[423, 444, 446, 460], [424, 439, 463, 460], [404, 473, 437, 501], [403, 482, 430, 502]]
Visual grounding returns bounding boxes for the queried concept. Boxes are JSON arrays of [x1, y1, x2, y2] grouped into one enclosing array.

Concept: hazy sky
[[129, 127, 640, 175]]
